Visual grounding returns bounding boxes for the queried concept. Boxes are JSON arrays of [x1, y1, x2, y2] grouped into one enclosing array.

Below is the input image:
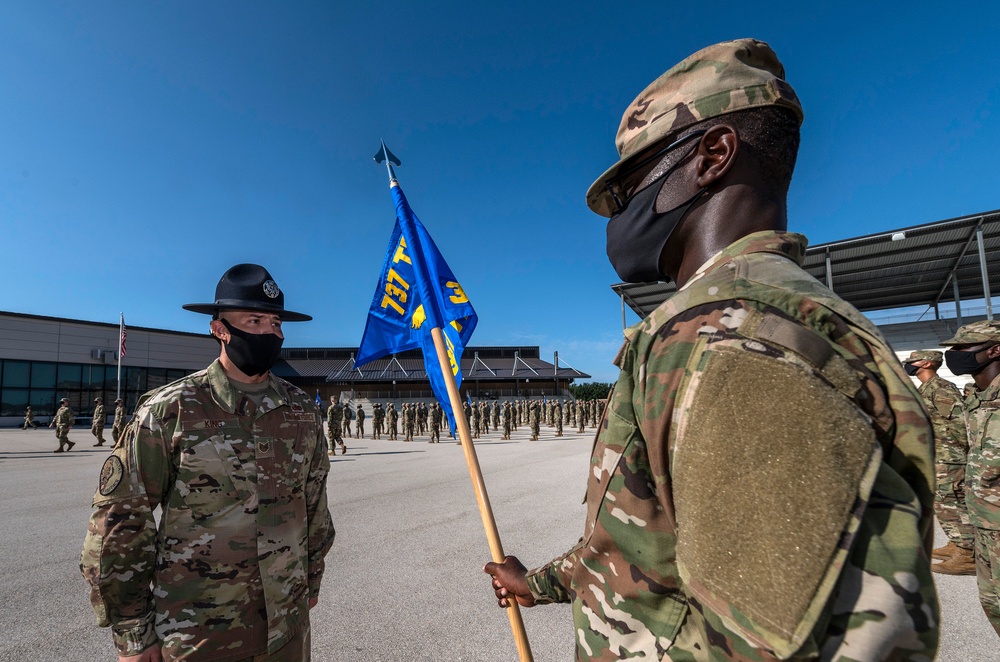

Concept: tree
[[568, 382, 612, 401]]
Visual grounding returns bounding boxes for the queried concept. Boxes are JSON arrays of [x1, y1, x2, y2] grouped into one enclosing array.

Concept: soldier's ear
[[987, 343, 1000, 360]]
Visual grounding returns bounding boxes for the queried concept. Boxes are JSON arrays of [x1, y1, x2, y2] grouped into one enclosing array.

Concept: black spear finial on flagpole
[[374, 140, 402, 184]]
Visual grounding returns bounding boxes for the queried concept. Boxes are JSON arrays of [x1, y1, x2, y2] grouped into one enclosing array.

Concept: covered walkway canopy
[[611, 209, 1000, 324]]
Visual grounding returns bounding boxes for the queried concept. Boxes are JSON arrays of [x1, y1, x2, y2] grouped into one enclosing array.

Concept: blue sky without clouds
[[1, 2, 997, 382]]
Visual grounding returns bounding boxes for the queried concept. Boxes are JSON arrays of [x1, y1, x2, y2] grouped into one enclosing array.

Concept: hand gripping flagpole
[[374, 142, 534, 662]]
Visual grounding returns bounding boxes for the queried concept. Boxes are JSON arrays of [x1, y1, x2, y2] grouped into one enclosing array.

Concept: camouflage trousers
[[936, 462, 975, 549], [112, 424, 125, 445], [54, 425, 70, 447], [327, 426, 344, 452], [974, 528, 1000, 637], [429, 424, 440, 443], [232, 624, 310, 662], [91, 421, 106, 443]]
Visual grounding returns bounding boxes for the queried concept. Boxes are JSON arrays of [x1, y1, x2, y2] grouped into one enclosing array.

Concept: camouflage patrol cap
[[941, 320, 1000, 346], [586, 38, 803, 217], [904, 350, 943, 363]]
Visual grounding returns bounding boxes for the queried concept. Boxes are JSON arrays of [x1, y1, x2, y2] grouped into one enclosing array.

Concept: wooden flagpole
[[429, 326, 534, 662]]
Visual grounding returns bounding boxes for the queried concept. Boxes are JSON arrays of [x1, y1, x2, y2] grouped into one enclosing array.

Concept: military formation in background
[[321, 396, 606, 447]]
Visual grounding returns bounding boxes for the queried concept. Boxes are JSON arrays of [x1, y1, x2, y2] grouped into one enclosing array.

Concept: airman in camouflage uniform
[[92, 397, 108, 446], [81, 263, 335, 661], [429, 403, 442, 443], [355, 405, 366, 439], [528, 400, 540, 441], [486, 39, 939, 660], [327, 396, 347, 455], [112, 399, 126, 445], [501, 402, 512, 440], [471, 401, 481, 439], [387, 403, 399, 440], [555, 400, 563, 437], [22, 405, 40, 430], [575, 399, 585, 433], [941, 320, 1000, 636], [903, 349, 974, 573], [492, 401, 501, 430], [372, 402, 384, 439], [49, 397, 75, 452], [403, 403, 415, 441], [342, 405, 352, 438]]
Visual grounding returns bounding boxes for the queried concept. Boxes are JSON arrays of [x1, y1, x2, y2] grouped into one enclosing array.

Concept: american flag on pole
[[119, 314, 127, 358]]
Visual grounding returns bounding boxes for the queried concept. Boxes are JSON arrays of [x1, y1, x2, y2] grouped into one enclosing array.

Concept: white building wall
[[0, 312, 217, 369]]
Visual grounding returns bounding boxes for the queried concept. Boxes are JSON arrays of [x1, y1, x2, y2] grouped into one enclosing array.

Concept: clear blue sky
[[2, 2, 997, 382]]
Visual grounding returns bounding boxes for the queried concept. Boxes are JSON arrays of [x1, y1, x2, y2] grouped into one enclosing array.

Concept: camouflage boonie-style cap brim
[[586, 38, 804, 217], [904, 350, 943, 363], [941, 320, 1000, 346]]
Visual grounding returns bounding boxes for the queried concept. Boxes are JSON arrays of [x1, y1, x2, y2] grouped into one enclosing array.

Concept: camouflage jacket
[[327, 403, 343, 427], [113, 404, 126, 429], [917, 375, 968, 464], [53, 405, 74, 427], [93, 404, 105, 423], [962, 376, 1000, 530], [80, 360, 335, 661], [526, 232, 938, 660]]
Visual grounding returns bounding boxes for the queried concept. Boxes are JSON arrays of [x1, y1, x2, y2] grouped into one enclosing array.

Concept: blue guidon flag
[[356, 183, 477, 434]]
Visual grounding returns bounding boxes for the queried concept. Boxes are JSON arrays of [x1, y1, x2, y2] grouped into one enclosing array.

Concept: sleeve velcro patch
[[674, 345, 878, 654]]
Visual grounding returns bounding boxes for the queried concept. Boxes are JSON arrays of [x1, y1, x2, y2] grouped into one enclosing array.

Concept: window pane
[[57, 364, 83, 390], [125, 367, 146, 393], [29, 390, 57, 416], [2, 361, 30, 388], [146, 368, 167, 391], [31, 363, 57, 389], [84, 365, 104, 389], [104, 366, 118, 390], [1, 389, 29, 416]]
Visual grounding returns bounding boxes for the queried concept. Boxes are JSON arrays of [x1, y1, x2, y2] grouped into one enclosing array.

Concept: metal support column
[[825, 248, 833, 290], [954, 278, 963, 327], [977, 226, 993, 320], [621, 292, 626, 335]]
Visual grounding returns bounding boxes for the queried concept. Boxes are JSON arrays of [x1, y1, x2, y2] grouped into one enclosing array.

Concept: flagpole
[[373, 143, 532, 660], [429, 326, 534, 662], [116, 313, 123, 401]]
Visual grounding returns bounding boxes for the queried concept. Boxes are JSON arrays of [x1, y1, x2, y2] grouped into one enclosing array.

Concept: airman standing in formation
[[356, 405, 366, 439], [387, 403, 399, 440], [555, 400, 563, 437], [403, 403, 415, 441], [327, 396, 347, 456], [501, 402, 512, 440], [429, 403, 442, 443], [491, 401, 500, 430], [941, 320, 1000, 635], [575, 400, 585, 433], [418, 402, 428, 436], [528, 400, 540, 441], [49, 397, 75, 452], [342, 405, 352, 439], [91, 398, 107, 447], [471, 402, 481, 439], [372, 402, 384, 440], [903, 349, 974, 574], [22, 406, 40, 430], [112, 398, 126, 446]]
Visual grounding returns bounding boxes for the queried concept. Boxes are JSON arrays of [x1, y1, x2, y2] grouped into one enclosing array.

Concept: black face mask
[[606, 176, 707, 283], [944, 346, 997, 376], [221, 319, 283, 377], [903, 363, 921, 376]]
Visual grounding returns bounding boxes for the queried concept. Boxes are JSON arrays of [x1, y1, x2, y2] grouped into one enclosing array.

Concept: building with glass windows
[[0, 311, 591, 426], [0, 311, 218, 426]]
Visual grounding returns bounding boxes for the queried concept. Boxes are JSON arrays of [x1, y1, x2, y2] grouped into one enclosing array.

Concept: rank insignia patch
[[99, 456, 125, 496]]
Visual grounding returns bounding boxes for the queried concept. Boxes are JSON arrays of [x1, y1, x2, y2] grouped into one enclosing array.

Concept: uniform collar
[[206, 359, 290, 415], [622, 230, 808, 342]]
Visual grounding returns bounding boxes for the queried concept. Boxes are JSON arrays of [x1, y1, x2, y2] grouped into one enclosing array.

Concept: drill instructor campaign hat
[[183, 263, 312, 322], [586, 38, 804, 217]]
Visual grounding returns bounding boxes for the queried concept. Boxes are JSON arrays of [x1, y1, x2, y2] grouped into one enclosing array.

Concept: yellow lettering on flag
[[450, 319, 463, 333], [393, 237, 412, 265], [387, 268, 410, 290], [446, 281, 468, 304], [445, 333, 459, 376]]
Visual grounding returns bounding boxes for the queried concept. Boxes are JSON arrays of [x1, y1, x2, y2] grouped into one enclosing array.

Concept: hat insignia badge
[[262, 280, 280, 299]]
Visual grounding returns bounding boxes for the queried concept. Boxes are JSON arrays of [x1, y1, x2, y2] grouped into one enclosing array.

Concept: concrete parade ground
[[0, 423, 996, 661]]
